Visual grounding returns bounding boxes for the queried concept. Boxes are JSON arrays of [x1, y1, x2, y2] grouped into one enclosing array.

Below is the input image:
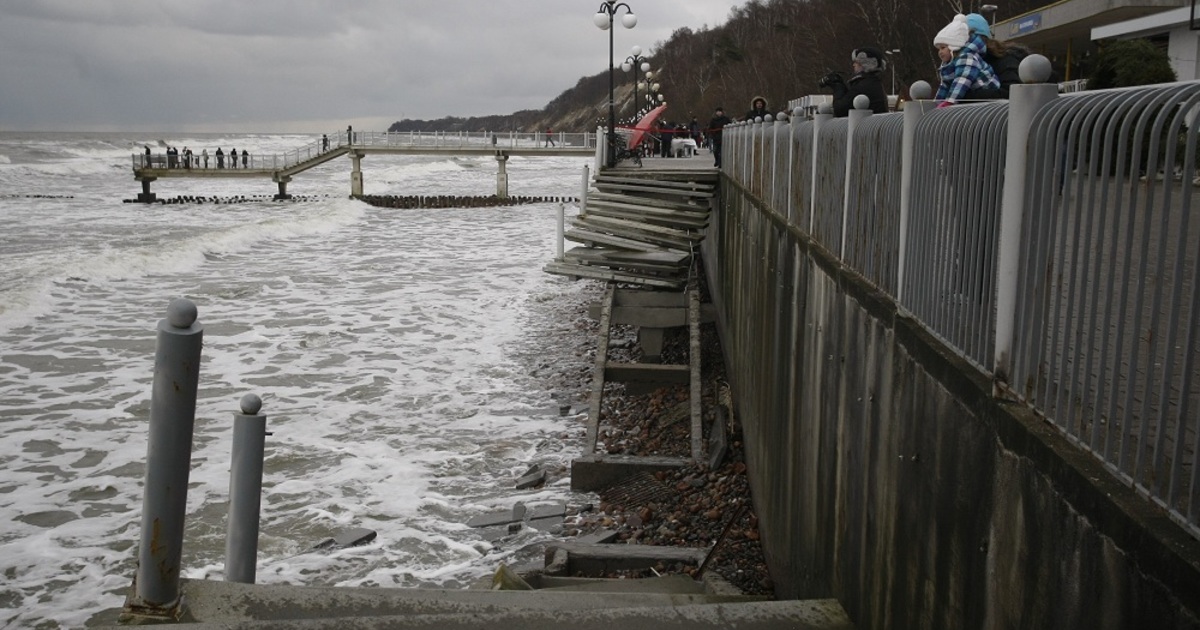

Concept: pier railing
[[722, 65, 1200, 540]]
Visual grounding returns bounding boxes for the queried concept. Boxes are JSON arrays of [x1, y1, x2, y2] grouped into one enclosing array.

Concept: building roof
[[995, 0, 1187, 58]]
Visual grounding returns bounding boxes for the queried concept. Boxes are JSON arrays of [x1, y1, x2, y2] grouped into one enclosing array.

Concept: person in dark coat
[[822, 47, 890, 117], [707, 106, 733, 168], [743, 96, 769, 122]]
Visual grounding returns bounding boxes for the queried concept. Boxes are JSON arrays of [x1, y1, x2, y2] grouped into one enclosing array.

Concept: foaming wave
[[0, 200, 365, 333]]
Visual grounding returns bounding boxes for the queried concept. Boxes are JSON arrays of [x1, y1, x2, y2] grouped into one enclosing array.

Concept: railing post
[[225, 394, 268, 584], [580, 164, 590, 214], [842, 99, 872, 258], [897, 82, 938, 304], [810, 104, 833, 235], [125, 298, 204, 618], [994, 56, 1059, 388], [772, 114, 786, 213], [556, 203, 566, 261]]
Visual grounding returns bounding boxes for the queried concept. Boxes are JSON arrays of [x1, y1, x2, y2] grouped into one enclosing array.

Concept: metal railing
[[721, 76, 1200, 539], [1012, 83, 1200, 530], [132, 130, 598, 172]]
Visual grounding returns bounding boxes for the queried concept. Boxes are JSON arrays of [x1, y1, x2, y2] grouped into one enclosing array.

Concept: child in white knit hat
[[933, 14, 1000, 107]]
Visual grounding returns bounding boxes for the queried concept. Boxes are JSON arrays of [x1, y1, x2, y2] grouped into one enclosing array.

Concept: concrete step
[[101, 578, 849, 627], [113, 599, 854, 629]]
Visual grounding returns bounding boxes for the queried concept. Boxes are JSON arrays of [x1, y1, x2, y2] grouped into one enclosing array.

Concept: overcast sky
[[0, 0, 741, 133]]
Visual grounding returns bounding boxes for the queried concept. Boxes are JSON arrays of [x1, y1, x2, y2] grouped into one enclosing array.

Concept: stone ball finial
[[240, 393, 263, 416], [909, 80, 933, 100], [764, 114, 774, 122], [793, 106, 804, 119], [166, 298, 198, 329], [853, 94, 871, 110], [817, 103, 833, 115], [1019, 54, 1054, 84], [776, 111, 789, 122]]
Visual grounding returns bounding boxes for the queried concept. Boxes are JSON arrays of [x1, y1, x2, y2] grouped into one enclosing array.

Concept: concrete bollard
[[225, 394, 268, 584], [130, 298, 204, 613]]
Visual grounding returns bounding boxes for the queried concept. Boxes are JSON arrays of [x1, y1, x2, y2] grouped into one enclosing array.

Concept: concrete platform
[[93, 578, 852, 629]]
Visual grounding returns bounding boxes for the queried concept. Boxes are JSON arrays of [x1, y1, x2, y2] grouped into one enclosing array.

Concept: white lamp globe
[[631, 45, 642, 56], [621, 13, 637, 28], [622, 62, 632, 72], [640, 61, 650, 73], [593, 12, 610, 29]]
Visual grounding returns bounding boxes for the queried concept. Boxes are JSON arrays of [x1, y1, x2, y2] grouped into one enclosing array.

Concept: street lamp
[[885, 49, 900, 95], [622, 45, 651, 119], [981, 4, 999, 25], [594, 1, 637, 168]]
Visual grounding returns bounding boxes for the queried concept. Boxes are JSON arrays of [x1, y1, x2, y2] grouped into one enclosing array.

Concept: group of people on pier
[[143, 145, 251, 169]]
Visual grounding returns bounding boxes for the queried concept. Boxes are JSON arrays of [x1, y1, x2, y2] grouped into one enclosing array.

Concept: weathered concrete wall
[[703, 179, 1200, 629]]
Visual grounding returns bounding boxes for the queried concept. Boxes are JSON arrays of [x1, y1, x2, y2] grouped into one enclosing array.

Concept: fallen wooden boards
[[544, 173, 714, 287]]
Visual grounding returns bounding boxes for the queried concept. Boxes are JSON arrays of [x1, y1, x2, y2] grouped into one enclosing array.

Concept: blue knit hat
[[966, 13, 991, 38]]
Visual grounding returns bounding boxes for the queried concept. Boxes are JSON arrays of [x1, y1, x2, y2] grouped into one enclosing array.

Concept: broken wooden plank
[[584, 285, 614, 454], [689, 286, 703, 464], [594, 175, 716, 192], [594, 181, 714, 199], [564, 227, 667, 252], [543, 261, 683, 289], [605, 363, 689, 384]]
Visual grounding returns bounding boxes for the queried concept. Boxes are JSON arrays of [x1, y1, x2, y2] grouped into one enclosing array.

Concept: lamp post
[[981, 4, 999, 25], [885, 49, 901, 95], [594, 1, 637, 168], [622, 46, 651, 118]]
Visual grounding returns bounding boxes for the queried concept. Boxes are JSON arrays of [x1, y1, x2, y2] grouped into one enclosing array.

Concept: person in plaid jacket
[[933, 14, 999, 108]]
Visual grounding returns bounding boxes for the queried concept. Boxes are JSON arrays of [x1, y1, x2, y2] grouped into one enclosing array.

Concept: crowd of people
[[143, 145, 251, 169]]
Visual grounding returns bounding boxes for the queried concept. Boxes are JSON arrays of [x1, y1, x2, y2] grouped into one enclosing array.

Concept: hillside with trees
[[388, 0, 1047, 133]]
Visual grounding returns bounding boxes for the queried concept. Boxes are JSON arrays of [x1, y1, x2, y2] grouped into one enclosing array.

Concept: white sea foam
[[0, 131, 595, 628]]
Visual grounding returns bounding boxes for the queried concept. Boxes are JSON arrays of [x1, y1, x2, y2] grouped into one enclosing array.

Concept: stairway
[[95, 577, 854, 629]]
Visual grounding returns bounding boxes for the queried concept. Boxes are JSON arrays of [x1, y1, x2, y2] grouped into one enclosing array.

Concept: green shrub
[[1086, 39, 1177, 89]]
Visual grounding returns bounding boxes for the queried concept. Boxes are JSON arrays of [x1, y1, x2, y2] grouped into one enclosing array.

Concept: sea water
[[0, 131, 597, 628]]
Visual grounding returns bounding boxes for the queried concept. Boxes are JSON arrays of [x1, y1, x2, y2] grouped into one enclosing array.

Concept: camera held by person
[[817, 71, 844, 88]]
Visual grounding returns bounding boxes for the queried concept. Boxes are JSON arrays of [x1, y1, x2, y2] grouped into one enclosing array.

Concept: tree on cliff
[[389, 0, 1048, 134]]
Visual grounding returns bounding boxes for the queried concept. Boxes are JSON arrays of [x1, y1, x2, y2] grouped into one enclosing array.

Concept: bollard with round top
[[127, 298, 204, 618]]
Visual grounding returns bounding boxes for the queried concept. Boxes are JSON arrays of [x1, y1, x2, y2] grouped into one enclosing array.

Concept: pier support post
[[225, 394, 268, 584], [496, 153, 509, 199], [137, 177, 157, 203], [350, 151, 364, 198], [124, 298, 204, 620], [274, 176, 292, 200]]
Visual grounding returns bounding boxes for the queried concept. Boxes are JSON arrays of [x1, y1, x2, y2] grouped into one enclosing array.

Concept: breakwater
[[360, 194, 579, 209]]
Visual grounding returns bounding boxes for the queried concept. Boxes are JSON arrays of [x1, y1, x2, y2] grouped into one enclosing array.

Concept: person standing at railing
[[707, 106, 732, 168], [216, 147, 225, 168], [242, 150, 248, 169], [933, 14, 999, 108], [201, 148, 209, 169], [322, 134, 329, 152], [819, 47, 889, 117], [230, 148, 238, 169], [144, 146, 151, 168], [544, 128, 556, 148]]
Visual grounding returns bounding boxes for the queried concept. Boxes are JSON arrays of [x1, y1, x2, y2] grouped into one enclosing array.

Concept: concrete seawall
[[701, 177, 1200, 628]]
